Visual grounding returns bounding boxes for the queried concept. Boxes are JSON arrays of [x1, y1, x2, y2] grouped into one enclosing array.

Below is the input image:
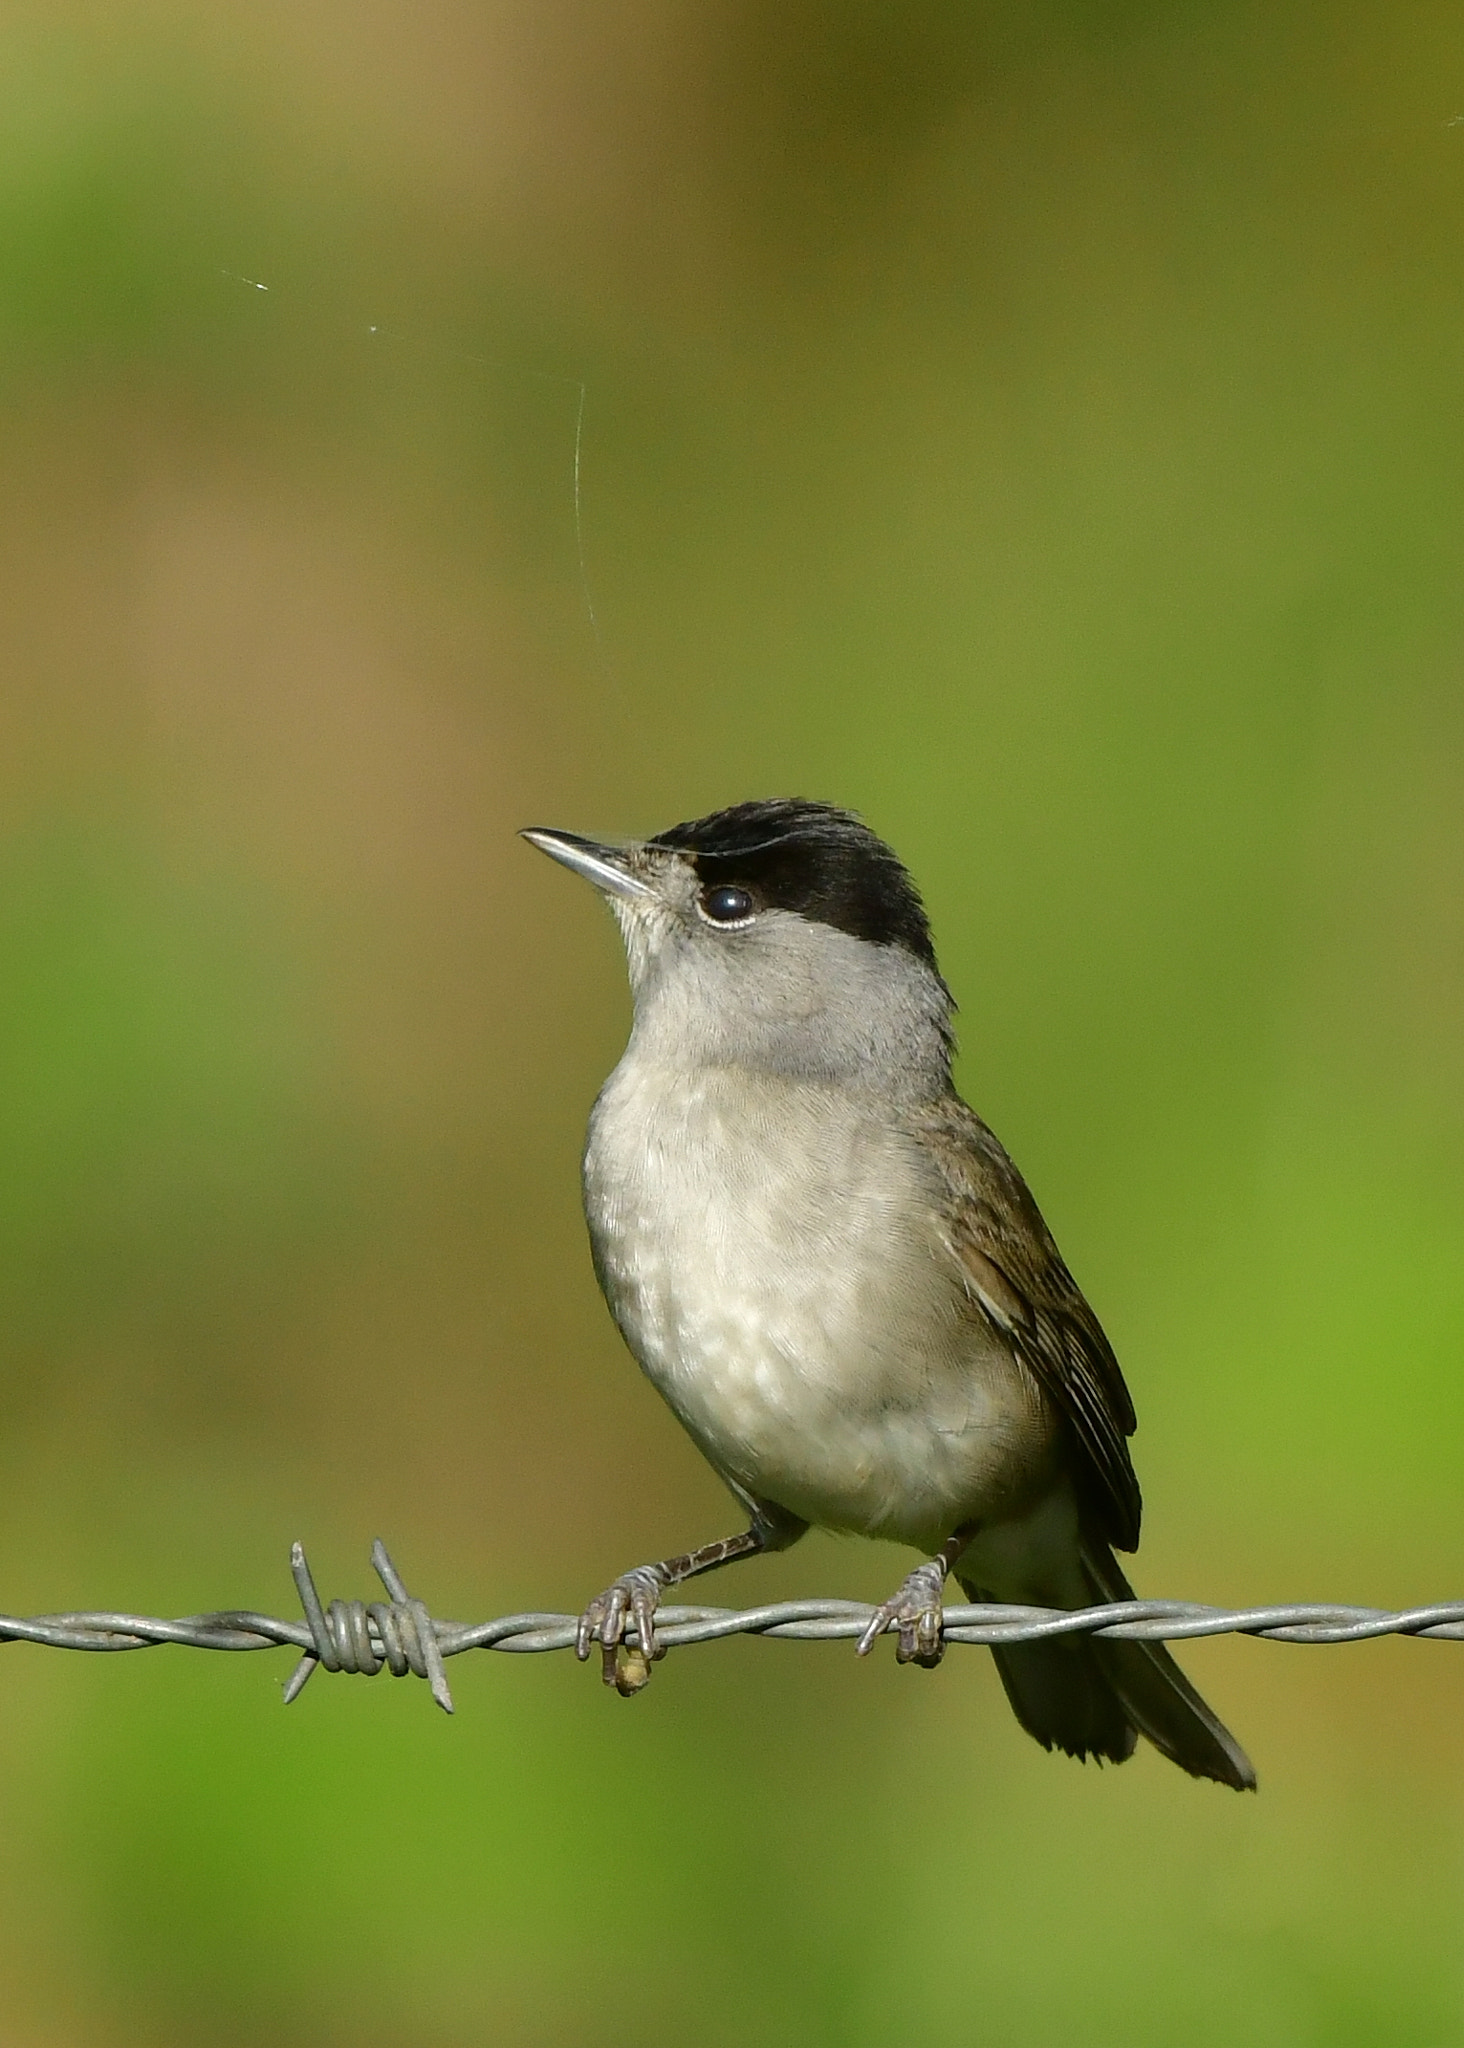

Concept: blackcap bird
[[522, 799, 1254, 1789]]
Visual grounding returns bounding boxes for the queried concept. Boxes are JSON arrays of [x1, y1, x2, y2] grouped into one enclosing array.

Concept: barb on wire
[[2, 1542, 1463, 1716], [286, 1540, 454, 1712]]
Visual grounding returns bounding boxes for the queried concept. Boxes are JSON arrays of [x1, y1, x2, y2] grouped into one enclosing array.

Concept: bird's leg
[[856, 1524, 978, 1669], [578, 1506, 806, 1696]]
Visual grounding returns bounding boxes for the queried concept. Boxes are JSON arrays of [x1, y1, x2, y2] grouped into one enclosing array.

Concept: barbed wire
[[1, 1541, 1462, 1715]]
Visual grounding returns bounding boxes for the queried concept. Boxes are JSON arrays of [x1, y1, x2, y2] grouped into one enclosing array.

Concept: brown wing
[[911, 1095, 1142, 1552]]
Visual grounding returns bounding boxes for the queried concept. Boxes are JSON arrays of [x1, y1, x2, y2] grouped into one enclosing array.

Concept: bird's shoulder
[[904, 1092, 1143, 1551]]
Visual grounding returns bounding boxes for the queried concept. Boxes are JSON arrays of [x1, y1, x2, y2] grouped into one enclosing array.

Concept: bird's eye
[[700, 884, 755, 924]]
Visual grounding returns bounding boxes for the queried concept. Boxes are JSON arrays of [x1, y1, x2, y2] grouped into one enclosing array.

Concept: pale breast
[[583, 1059, 1056, 1548]]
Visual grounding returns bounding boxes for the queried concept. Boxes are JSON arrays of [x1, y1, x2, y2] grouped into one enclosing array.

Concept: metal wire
[[2, 1540, 1462, 1715]]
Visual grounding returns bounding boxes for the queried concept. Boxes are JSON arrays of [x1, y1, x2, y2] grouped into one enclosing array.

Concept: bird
[[521, 799, 1255, 1789]]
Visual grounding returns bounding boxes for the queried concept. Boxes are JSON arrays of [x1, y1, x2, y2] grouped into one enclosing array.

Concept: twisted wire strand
[[3, 1542, 1462, 1717]]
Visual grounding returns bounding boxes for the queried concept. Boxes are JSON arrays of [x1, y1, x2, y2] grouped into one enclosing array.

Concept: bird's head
[[521, 799, 953, 1091]]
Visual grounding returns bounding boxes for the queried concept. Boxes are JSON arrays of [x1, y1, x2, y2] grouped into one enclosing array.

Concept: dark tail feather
[[1080, 1543, 1256, 1791], [983, 1624, 1139, 1766], [959, 1554, 1257, 1792]]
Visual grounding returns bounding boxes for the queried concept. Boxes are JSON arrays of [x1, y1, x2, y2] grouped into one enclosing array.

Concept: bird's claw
[[856, 1560, 948, 1667], [575, 1566, 668, 1695]]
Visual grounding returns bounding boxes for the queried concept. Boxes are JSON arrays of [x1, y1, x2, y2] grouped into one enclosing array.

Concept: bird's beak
[[519, 827, 654, 901]]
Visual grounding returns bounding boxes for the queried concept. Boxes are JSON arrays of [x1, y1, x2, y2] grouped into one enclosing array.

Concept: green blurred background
[[1, 2, 1463, 2040]]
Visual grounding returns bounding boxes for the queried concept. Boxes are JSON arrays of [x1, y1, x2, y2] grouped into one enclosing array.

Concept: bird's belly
[[585, 1072, 1055, 1548]]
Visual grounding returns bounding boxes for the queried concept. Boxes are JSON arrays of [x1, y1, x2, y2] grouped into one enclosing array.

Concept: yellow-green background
[[1, 4, 1462, 2041]]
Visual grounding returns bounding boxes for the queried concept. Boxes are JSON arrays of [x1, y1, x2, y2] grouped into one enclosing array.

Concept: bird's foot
[[576, 1565, 668, 1696], [856, 1560, 948, 1667]]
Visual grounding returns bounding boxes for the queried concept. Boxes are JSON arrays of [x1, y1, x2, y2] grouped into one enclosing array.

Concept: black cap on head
[[651, 799, 938, 970]]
